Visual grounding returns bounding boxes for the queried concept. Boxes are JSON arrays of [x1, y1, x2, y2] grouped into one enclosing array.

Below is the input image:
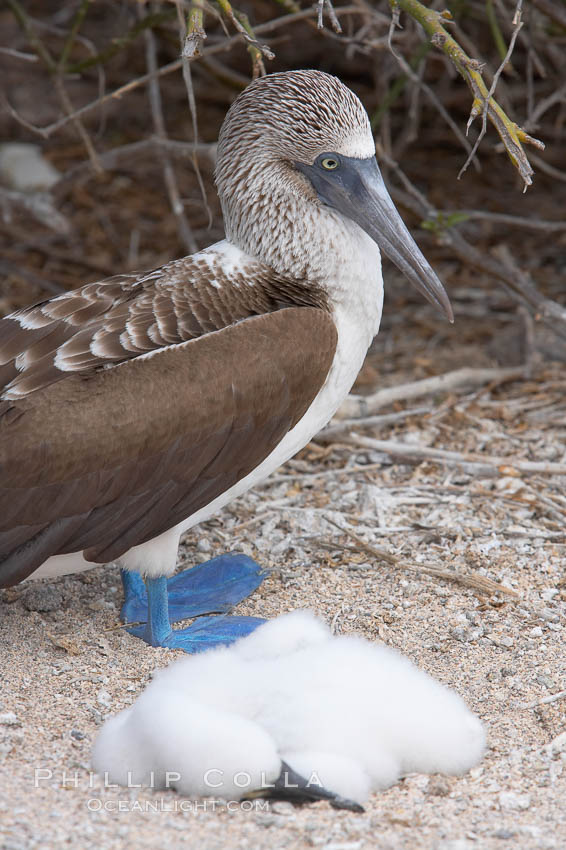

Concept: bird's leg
[[120, 569, 147, 624], [120, 554, 268, 653], [143, 575, 174, 646]]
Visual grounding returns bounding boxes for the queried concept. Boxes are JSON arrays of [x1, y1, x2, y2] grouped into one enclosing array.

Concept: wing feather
[[0, 308, 337, 586], [0, 253, 328, 401]]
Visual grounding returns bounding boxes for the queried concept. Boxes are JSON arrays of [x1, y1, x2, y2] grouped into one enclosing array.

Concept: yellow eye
[[321, 157, 339, 170]]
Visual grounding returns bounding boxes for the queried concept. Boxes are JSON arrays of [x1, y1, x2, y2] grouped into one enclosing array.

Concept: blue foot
[[120, 554, 267, 624], [120, 554, 268, 653], [128, 610, 266, 652]]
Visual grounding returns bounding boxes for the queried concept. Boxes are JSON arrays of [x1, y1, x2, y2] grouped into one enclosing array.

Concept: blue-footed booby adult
[[0, 70, 452, 652]]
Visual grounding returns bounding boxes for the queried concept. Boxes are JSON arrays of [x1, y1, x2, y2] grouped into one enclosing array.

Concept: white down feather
[[92, 611, 485, 804]]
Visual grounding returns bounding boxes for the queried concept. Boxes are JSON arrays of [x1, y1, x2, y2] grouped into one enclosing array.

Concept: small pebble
[[0, 712, 19, 726], [324, 843, 362, 850], [451, 626, 483, 643], [22, 585, 62, 613], [269, 801, 295, 816], [88, 599, 115, 612], [499, 791, 531, 811], [493, 828, 517, 839], [426, 776, 452, 797], [254, 813, 287, 828], [547, 731, 566, 756], [96, 690, 112, 709], [540, 608, 559, 623]]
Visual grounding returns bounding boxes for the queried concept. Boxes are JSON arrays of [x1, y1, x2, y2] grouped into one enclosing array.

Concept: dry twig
[[321, 406, 431, 440], [520, 690, 566, 710], [386, 9, 478, 165], [317, 0, 343, 33], [183, 0, 207, 58], [144, 25, 197, 254], [323, 515, 518, 598], [336, 366, 525, 420], [338, 433, 566, 478], [457, 0, 525, 182]]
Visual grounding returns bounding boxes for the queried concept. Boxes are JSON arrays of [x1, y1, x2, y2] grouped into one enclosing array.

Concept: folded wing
[[0, 269, 336, 586]]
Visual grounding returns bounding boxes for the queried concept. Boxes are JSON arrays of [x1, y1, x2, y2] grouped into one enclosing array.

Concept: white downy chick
[[92, 611, 485, 808]]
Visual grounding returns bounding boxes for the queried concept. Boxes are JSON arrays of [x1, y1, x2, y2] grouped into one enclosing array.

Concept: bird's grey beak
[[294, 155, 453, 322]]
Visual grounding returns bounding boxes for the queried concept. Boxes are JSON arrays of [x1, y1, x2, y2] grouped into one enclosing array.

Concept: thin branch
[[176, 1, 214, 230], [215, 0, 274, 63], [390, 0, 545, 187], [486, 0, 512, 66], [335, 366, 525, 420], [58, 0, 91, 70], [0, 47, 38, 61], [183, 0, 207, 58], [337, 433, 566, 478], [520, 690, 566, 710], [53, 138, 216, 188], [6, 0, 102, 173], [426, 209, 566, 233], [52, 76, 102, 174], [3, 6, 362, 140], [529, 153, 566, 184], [458, 0, 525, 183], [317, 0, 343, 33], [321, 406, 431, 440], [144, 25, 197, 254], [65, 8, 175, 73], [387, 9, 478, 166], [323, 515, 518, 598], [524, 82, 566, 132], [527, 0, 566, 31]]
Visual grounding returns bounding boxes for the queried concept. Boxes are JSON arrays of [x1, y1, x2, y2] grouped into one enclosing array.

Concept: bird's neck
[[221, 170, 383, 323]]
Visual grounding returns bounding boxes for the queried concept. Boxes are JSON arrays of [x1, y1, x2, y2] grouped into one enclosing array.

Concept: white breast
[[154, 225, 384, 570]]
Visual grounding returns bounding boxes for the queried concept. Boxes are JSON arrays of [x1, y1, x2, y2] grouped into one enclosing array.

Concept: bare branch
[[2, 6, 363, 140], [183, 0, 207, 58], [387, 8, 478, 166], [379, 154, 566, 340], [317, 0, 343, 33], [144, 26, 197, 254], [175, 1, 213, 228], [335, 366, 525, 420], [458, 0, 525, 183], [323, 515, 518, 598], [336, 433, 566, 478], [390, 0, 545, 187]]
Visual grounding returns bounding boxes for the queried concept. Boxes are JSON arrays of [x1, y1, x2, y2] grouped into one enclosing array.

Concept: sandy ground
[[1, 305, 565, 850]]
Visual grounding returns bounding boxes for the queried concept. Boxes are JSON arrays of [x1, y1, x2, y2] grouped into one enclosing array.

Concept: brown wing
[[0, 308, 337, 587], [0, 254, 328, 402]]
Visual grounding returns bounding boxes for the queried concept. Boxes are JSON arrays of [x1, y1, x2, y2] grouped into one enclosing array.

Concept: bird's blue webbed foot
[[120, 554, 267, 653]]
